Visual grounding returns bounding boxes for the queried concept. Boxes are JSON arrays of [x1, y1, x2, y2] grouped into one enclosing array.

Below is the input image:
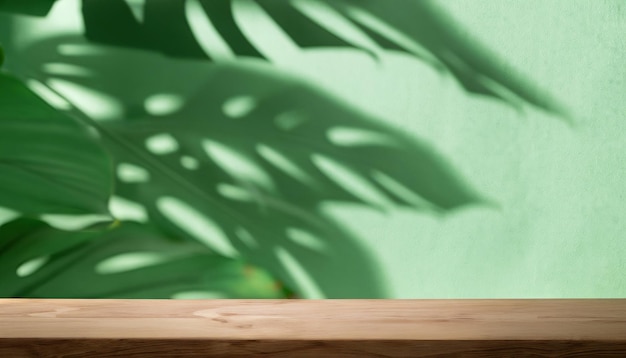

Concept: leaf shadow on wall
[[16, 35, 484, 298]]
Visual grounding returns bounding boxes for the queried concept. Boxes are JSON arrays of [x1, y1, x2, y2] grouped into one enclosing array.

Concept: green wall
[[323, 0, 626, 297], [3, 0, 625, 297]]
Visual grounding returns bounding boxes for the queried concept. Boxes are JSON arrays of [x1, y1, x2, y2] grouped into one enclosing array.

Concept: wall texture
[[322, 0, 626, 297], [2, 0, 625, 298]]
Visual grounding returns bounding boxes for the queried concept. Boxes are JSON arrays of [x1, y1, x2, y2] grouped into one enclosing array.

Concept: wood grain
[[1, 299, 626, 357]]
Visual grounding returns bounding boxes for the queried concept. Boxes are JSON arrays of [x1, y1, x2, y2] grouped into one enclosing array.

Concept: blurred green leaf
[[1, 0, 541, 297], [100, 61, 450, 298], [0, 72, 113, 217], [0, 0, 57, 17], [18, 38, 480, 296], [104, 63, 481, 211], [0, 218, 286, 298], [81, 0, 567, 116]]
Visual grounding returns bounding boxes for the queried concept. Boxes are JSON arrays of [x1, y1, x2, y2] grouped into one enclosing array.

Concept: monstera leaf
[[81, 0, 567, 115], [0, 218, 286, 298], [15, 38, 481, 297], [0, 0, 570, 300], [101, 64, 481, 298], [0, 69, 112, 220], [104, 64, 480, 210], [0, 0, 572, 299]]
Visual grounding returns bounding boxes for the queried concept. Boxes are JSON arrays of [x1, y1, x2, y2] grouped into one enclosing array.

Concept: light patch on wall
[[203, 139, 275, 191], [12, 0, 84, 47], [156, 196, 238, 258], [145, 133, 179, 155], [57, 44, 108, 56], [117, 163, 150, 183], [42, 62, 92, 77], [286, 227, 328, 253], [217, 183, 254, 202], [222, 95, 257, 118], [343, 5, 438, 64], [125, 0, 145, 23], [232, 0, 301, 64], [257, 144, 315, 185], [235, 227, 258, 249], [274, 111, 308, 130], [26, 79, 71, 110], [327, 127, 397, 147], [144, 94, 185, 116], [291, 0, 381, 56], [186, 0, 235, 61], [180, 156, 200, 170], [16, 256, 49, 277], [47, 78, 123, 121], [40, 213, 111, 230], [312, 154, 391, 209], [0, 206, 20, 226], [371, 171, 438, 211], [275, 247, 324, 298], [108, 196, 148, 223], [96, 252, 167, 274]]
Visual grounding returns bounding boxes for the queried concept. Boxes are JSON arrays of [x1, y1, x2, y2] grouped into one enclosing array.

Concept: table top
[[2, 299, 626, 341]]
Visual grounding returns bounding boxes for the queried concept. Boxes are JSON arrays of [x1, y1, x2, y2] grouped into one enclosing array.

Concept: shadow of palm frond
[[18, 36, 483, 298]]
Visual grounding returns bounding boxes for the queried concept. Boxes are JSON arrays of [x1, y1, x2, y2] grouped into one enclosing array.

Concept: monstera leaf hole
[[371, 171, 439, 211], [96, 252, 173, 275], [216, 183, 254, 202], [42, 62, 94, 77], [117, 162, 150, 183], [286, 228, 328, 254], [275, 246, 324, 299], [234, 227, 259, 249], [47, 78, 123, 120], [180, 155, 200, 170], [222, 95, 257, 118], [327, 127, 397, 147], [203, 139, 276, 192], [16, 256, 49, 277], [156, 196, 239, 258], [0, 206, 20, 227], [185, 0, 237, 61], [312, 154, 392, 211], [39, 213, 113, 231], [57, 43, 109, 57], [145, 133, 180, 155], [257, 144, 317, 187], [289, 0, 383, 57], [274, 110, 309, 130], [108, 196, 148, 223], [25, 78, 72, 110], [144, 94, 185, 116]]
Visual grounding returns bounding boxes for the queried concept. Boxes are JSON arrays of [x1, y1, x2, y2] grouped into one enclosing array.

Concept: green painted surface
[[327, 0, 626, 297], [1, 0, 624, 297]]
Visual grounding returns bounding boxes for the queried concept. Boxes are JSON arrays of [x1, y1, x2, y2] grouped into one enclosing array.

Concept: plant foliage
[[0, 0, 566, 298]]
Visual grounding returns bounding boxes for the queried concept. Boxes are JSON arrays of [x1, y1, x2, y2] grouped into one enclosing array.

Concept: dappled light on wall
[[0, 0, 574, 299]]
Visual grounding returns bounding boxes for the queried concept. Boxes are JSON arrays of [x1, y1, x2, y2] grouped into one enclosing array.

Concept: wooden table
[[1, 299, 626, 357]]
